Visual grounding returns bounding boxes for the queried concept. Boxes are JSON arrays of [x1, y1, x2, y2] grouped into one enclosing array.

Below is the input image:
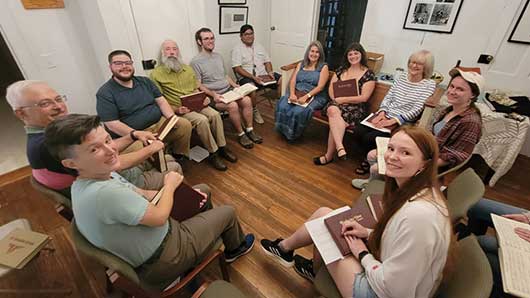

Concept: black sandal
[[355, 160, 370, 175], [313, 155, 332, 166], [337, 147, 348, 160]]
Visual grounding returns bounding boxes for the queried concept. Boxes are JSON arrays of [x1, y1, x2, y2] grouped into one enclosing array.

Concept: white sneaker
[[351, 178, 369, 190], [253, 107, 264, 124]]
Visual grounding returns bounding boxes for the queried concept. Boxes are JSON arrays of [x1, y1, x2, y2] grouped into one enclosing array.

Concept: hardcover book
[[157, 115, 179, 141], [151, 183, 205, 222], [257, 74, 277, 86], [360, 112, 398, 134], [181, 91, 207, 112], [0, 229, 50, 269], [332, 78, 359, 98], [221, 83, 258, 104]]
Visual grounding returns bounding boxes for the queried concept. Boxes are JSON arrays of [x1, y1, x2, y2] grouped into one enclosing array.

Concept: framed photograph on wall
[[508, 0, 530, 44], [218, 0, 247, 4], [219, 6, 248, 35], [403, 0, 464, 34]]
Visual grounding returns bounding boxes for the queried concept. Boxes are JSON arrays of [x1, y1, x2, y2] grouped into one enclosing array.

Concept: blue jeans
[[353, 272, 377, 298], [477, 235, 504, 297], [467, 198, 526, 235]]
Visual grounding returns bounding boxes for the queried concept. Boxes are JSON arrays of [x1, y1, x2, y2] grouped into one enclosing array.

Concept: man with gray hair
[[6, 80, 181, 197], [150, 39, 237, 171]]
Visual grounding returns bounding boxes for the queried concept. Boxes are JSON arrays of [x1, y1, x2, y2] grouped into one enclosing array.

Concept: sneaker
[[218, 147, 237, 163], [238, 134, 254, 149], [225, 234, 255, 263], [351, 178, 369, 190], [294, 255, 315, 282], [253, 107, 264, 124], [208, 152, 227, 171], [260, 238, 294, 267], [246, 130, 263, 144]]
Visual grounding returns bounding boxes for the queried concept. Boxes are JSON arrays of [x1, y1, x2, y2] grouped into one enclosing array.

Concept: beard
[[112, 68, 134, 82], [162, 55, 184, 73]]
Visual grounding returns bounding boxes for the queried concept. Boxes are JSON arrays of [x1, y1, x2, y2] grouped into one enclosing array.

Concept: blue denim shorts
[[353, 272, 377, 298]]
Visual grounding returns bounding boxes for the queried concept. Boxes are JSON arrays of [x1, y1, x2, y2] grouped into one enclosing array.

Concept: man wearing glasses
[[5, 80, 181, 197], [231, 24, 282, 125], [96, 50, 192, 159]]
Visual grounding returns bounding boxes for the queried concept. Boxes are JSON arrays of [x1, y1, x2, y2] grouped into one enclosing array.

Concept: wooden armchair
[[70, 220, 230, 297], [29, 176, 73, 221]]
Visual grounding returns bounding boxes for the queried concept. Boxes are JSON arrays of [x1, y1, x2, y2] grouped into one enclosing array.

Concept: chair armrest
[[280, 61, 301, 71]]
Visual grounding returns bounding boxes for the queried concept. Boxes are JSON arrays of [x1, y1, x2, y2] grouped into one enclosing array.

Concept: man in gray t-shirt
[[191, 27, 262, 148]]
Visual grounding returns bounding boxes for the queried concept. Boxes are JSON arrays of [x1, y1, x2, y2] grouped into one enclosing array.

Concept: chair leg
[[219, 254, 230, 282]]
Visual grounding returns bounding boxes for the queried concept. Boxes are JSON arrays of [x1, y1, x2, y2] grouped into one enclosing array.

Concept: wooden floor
[[1, 100, 530, 297]]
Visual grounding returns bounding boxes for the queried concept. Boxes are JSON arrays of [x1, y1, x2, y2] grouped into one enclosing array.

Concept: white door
[[269, 0, 319, 70]]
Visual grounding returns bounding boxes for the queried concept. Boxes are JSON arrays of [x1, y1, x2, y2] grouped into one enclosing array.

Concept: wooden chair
[[29, 176, 73, 221], [70, 220, 230, 297]]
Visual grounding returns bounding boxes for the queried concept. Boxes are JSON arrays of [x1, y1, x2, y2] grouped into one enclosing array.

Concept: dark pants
[[352, 124, 391, 156], [238, 72, 281, 90]]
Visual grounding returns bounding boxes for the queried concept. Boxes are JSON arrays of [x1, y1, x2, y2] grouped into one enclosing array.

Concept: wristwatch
[[307, 92, 313, 99], [358, 250, 370, 262]]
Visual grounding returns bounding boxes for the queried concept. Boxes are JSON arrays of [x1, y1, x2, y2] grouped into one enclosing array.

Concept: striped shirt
[[378, 73, 436, 124]]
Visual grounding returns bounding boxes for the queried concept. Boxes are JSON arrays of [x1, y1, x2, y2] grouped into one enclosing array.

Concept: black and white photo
[[403, 0, 464, 33]]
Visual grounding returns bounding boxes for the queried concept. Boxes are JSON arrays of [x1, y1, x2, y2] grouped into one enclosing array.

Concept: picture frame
[[508, 0, 530, 44], [219, 6, 248, 35], [403, 0, 464, 34], [218, 0, 247, 4]]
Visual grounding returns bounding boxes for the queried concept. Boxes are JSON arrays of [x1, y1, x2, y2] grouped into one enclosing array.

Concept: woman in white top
[[260, 125, 453, 298]]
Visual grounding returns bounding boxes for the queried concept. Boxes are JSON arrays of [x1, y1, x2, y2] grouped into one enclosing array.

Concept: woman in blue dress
[[275, 41, 330, 141]]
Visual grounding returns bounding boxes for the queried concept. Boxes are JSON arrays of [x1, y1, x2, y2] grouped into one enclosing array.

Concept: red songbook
[[332, 78, 359, 97], [257, 75, 277, 86], [294, 89, 307, 98], [181, 91, 207, 112], [324, 194, 383, 256], [151, 183, 205, 222], [157, 115, 179, 141]]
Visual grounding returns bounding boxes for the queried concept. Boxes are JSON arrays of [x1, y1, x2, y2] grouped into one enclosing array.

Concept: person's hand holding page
[[341, 219, 369, 239], [194, 188, 209, 208], [213, 93, 223, 103], [376, 118, 398, 129], [504, 213, 530, 224], [515, 227, 530, 242]]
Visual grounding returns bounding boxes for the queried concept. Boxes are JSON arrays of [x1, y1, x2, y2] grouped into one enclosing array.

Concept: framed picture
[[403, 0, 464, 34], [508, 0, 530, 44], [219, 6, 248, 35], [218, 0, 247, 4]]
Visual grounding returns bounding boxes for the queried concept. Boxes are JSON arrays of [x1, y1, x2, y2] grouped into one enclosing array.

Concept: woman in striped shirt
[[353, 50, 436, 174]]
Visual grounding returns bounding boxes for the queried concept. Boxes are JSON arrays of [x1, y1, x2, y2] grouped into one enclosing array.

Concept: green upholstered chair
[[446, 168, 485, 224], [192, 280, 248, 298], [30, 176, 73, 221], [70, 220, 229, 297]]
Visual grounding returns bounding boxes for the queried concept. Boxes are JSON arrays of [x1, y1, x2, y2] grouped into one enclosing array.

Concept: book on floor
[[492, 214, 530, 298], [151, 183, 204, 222], [332, 78, 358, 98], [157, 115, 179, 141], [181, 91, 207, 112], [375, 137, 390, 175], [257, 74, 277, 86], [221, 83, 258, 104], [360, 112, 397, 134], [0, 229, 50, 269], [323, 194, 383, 256]]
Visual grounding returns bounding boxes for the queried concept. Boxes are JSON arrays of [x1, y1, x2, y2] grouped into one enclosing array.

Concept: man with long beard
[[149, 40, 237, 171], [96, 50, 192, 161]]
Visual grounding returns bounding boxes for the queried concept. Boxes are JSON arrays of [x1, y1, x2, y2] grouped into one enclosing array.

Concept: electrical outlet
[[477, 54, 493, 64]]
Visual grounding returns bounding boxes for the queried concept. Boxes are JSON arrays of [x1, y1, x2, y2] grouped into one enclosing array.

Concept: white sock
[[246, 127, 253, 133], [238, 131, 245, 137]]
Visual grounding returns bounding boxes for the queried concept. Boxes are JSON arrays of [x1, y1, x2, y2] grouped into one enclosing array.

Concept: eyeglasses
[[409, 60, 425, 66], [111, 61, 134, 66], [242, 32, 254, 36], [18, 95, 67, 109]]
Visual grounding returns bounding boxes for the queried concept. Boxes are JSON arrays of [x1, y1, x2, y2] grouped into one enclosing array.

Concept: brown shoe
[[208, 152, 227, 171], [246, 130, 263, 144], [238, 134, 254, 149], [219, 147, 237, 163]]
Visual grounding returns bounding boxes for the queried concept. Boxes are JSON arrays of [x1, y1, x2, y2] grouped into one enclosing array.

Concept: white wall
[[361, 0, 530, 156]]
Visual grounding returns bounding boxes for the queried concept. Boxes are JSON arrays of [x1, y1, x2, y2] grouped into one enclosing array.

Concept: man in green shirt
[[150, 40, 237, 171]]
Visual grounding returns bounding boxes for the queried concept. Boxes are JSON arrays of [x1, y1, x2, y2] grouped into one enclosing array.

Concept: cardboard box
[[366, 52, 384, 74]]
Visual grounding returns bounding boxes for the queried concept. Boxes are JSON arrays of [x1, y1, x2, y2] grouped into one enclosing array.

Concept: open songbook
[[221, 83, 258, 104], [257, 74, 277, 86], [360, 112, 398, 134], [375, 137, 390, 175], [492, 214, 530, 298]]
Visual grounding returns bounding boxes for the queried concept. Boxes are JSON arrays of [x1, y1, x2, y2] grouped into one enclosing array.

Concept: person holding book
[[352, 68, 483, 189], [6, 80, 181, 197], [352, 50, 436, 175], [45, 114, 255, 287], [313, 43, 376, 165], [231, 24, 282, 125], [96, 50, 192, 160], [274, 41, 330, 141], [190, 27, 262, 149], [150, 39, 238, 171], [261, 126, 452, 298]]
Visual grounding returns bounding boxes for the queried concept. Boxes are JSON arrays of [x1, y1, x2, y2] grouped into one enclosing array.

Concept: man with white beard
[[150, 40, 237, 171]]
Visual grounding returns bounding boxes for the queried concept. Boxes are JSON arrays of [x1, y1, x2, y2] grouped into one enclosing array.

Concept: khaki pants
[[124, 116, 192, 156], [181, 106, 226, 153], [140, 203, 244, 286], [118, 154, 182, 190]]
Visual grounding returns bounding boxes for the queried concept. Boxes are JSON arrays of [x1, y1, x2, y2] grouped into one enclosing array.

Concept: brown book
[[181, 91, 207, 112], [0, 229, 50, 269], [257, 75, 277, 86], [333, 78, 359, 97], [151, 183, 204, 222], [324, 194, 383, 256], [157, 115, 179, 141], [294, 89, 307, 98], [149, 150, 167, 172]]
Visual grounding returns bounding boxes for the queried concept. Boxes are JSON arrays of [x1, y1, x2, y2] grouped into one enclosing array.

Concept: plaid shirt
[[433, 106, 482, 168]]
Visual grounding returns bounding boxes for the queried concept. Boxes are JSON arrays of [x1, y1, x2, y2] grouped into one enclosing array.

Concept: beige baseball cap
[[449, 68, 485, 95]]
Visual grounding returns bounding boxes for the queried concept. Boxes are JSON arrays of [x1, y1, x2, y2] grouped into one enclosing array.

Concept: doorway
[[317, 0, 368, 70], [0, 31, 27, 175]]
